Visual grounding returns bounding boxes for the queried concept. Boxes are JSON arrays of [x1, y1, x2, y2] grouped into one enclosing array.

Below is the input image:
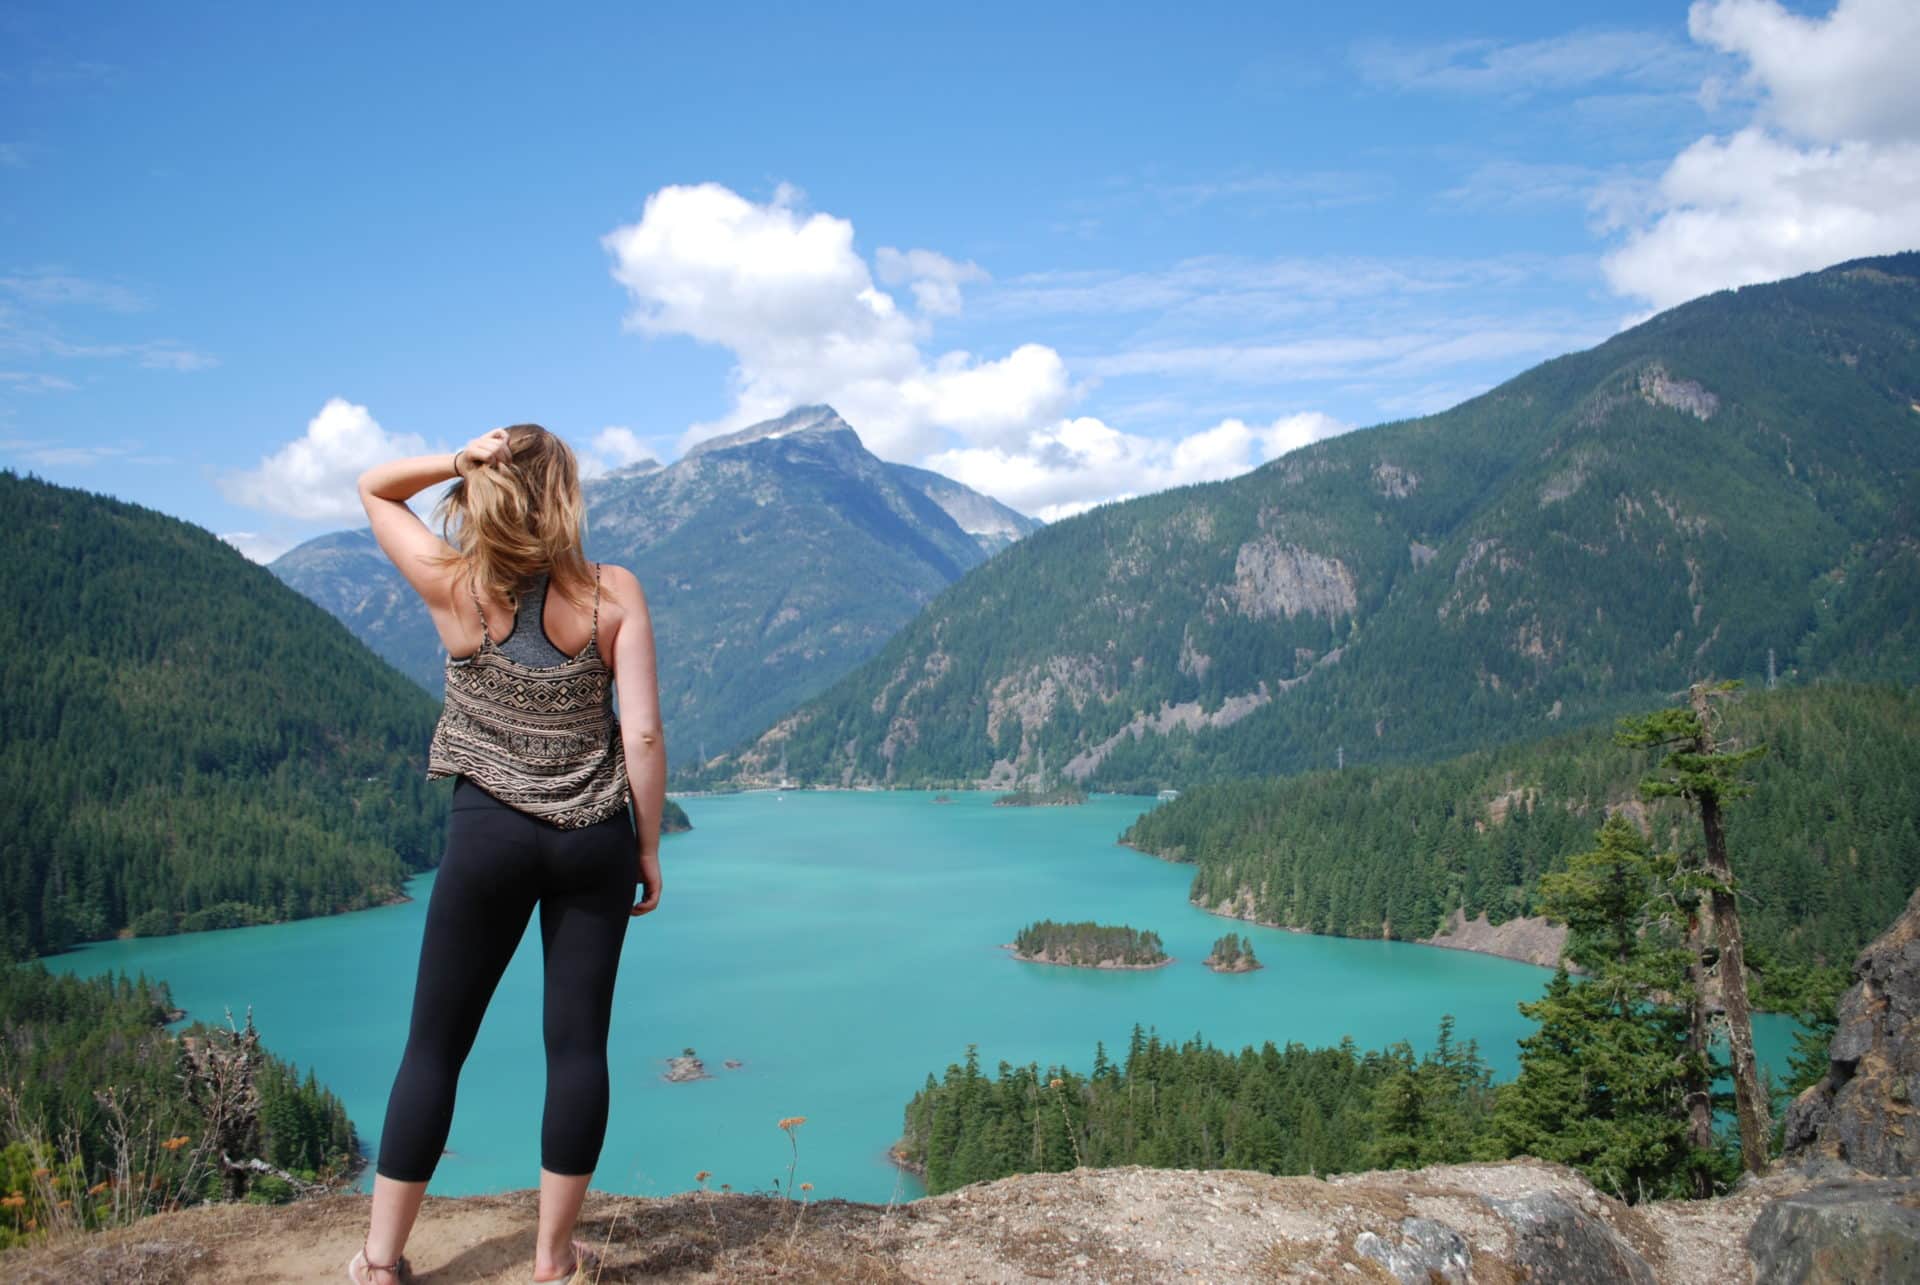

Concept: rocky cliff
[[1784, 885, 1920, 1175]]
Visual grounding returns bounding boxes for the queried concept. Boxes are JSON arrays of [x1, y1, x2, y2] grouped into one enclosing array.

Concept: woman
[[346, 425, 666, 1285]]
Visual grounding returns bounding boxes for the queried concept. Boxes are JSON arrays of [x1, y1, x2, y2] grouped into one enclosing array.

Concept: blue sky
[[3, 0, 1916, 555]]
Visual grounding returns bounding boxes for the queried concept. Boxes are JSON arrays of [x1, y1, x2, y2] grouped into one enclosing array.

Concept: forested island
[[993, 783, 1088, 807], [1009, 920, 1169, 969], [1204, 933, 1261, 973]]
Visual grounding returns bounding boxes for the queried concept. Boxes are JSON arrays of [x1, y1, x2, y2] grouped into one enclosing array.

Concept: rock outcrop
[[1424, 908, 1568, 970], [1783, 885, 1920, 1175]]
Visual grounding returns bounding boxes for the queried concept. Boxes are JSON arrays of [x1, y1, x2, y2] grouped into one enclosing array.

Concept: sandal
[[532, 1237, 601, 1283], [347, 1244, 412, 1284]]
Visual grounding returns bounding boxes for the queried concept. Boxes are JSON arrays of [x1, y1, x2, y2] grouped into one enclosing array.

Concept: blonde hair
[[429, 424, 594, 612]]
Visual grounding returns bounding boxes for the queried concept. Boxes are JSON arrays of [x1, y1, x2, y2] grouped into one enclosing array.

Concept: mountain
[[272, 406, 1041, 762], [733, 254, 1920, 789], [888, 462, 1044, 555], [0, 470, 448, 957], [269, 529, 445, 692]]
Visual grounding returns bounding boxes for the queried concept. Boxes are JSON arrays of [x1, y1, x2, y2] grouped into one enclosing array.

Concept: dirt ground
[[0, 1160, 1813, 1284]]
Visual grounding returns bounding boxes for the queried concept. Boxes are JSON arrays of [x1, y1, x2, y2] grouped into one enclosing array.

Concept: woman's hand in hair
[[459, 427, 513, 473]]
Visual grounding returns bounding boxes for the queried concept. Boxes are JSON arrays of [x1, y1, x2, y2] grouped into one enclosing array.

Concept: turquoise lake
[[45, 790, 1804, 1203]]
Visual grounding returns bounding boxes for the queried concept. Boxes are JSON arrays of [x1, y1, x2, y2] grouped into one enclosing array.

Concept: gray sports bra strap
[[467, 574, 491, 645], [590, 562, 601, 644]]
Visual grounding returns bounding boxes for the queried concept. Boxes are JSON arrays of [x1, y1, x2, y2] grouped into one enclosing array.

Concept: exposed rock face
[[1226, 537, 1357, 622], [1372, 461, 1419, 498], [1784, 885, 1920, 1175], [1425, 908, 1567, 970], [1747, 1176, 1920, 1284], [1639, 363, 1720, 419]]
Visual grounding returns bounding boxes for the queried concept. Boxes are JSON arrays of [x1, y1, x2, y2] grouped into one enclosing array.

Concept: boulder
[[1747, 1177, 1920, 1284], [1784, 886, 1920, 1176], [1488, 1190, 1657, 1284], [1353, 1216, 1471, 1282]]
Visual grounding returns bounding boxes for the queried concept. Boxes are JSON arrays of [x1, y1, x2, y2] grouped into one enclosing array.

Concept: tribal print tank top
[[426, 562, 631, 829]]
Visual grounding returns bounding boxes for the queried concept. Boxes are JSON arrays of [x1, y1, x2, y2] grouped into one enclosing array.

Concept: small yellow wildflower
[[777, 1115, 806, 1130]]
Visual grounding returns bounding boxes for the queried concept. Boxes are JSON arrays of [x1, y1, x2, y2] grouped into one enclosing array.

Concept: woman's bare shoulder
[[597, 563, 651, 610]]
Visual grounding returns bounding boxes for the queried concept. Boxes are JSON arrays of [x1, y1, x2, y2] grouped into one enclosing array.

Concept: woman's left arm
[[355, 429, 509, 602]]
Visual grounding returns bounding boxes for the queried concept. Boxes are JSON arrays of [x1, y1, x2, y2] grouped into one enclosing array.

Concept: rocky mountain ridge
[[733, 253, 1920, 790], [271, 407, 1040, 759]]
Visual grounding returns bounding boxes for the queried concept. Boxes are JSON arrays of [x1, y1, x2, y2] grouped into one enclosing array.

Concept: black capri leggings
[[376, 775, 638, 1183]]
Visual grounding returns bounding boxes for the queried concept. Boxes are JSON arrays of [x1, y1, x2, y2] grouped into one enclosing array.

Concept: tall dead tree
[[1616, 680, 1771, 1176]]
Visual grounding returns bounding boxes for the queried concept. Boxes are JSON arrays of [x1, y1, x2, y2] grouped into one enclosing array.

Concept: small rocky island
[[662, 798, 694, 833], [663, 1047, 713, 1082], [1009, 919, 1170, 969], [1204, 932, 1262, 973], [993, 783, 1088, 807]]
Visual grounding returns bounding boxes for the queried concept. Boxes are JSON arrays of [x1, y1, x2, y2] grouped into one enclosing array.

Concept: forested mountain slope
[[0, 471, 447, 957], [273, 406, 1040, 762], [269, 528, 445, 692], [733, 254, 1920, 789], [1121, 683, 1919, 999]]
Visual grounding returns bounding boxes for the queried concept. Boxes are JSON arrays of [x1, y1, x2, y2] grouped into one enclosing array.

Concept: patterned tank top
[[425, 562, 631, 829]]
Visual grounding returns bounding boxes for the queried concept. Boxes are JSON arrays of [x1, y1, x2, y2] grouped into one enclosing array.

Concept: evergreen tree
[[1617, 681, 1771, 1175], [1490, 816, 1716, 1201]]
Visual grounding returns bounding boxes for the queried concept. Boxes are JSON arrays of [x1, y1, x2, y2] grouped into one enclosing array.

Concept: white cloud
[[1604, 0, 1920, 310], [0, 370, 78, 392], [0, 436, 136, 466], [578, 425, 665, 478], [985, 252, 1589, 323], [1354, 28, 1705, 95], [1605, 128, 1920, 309], [874, 247, 986, 316], [0, 271, 147, 313], [219, 531, 295, 564], [1146, 170, 1394, 213], [602, 183, 1071, 459], [219, 397, 428, 522], [1089, 322, 1597, 384], [925, 411, 1351, 522], [1690, 0, 1920, 142]]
